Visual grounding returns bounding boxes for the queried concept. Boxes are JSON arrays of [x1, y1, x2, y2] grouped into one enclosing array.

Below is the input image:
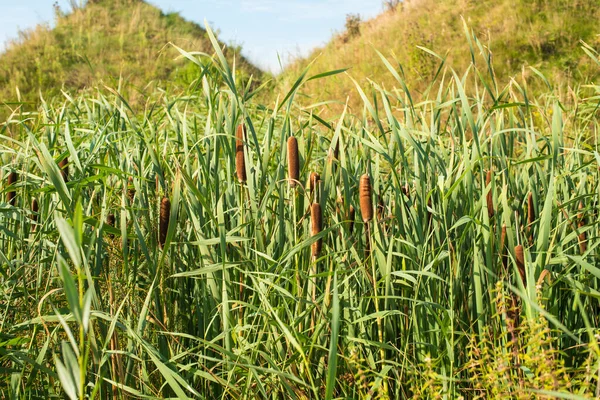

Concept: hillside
[[0, 0, 262, 115], [279, 0, 600, 110]]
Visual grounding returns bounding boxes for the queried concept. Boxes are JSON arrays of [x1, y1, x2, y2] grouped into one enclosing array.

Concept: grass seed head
[[311, 202, 323, 257], [359, 174, 373, 223], [6, 171, 17, 205], [159, 197, 170, 248], [287, 136, 299, 187], [59, 157, 69, 182], [236, 124, 247, 183]]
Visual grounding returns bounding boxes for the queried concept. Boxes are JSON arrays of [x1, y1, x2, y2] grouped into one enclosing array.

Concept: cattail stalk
[[159, 197, 170, 248], [287, 136, 299, 187], [59, 157, 69, 182], [486, 170, 494, 219], [6, 171, 17, 205], [236, 124, 247, 183]]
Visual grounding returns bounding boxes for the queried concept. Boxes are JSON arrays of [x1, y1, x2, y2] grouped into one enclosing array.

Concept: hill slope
[[0, 0, 262, 113], [279, 0, 600, 109]]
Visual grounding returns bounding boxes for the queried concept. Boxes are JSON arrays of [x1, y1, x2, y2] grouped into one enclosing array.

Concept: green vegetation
[[3, 14, 600, 396], [0, 0, 261, 116], [279, 0, 600, 111]]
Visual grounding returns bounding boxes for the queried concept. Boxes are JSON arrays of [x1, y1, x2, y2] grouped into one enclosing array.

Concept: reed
[[236, 124, 247, 183], [288, 136, 299, 187], [6, 171, 17, 206], [500, 224, 507, 271], [159, 197, 170, 248]]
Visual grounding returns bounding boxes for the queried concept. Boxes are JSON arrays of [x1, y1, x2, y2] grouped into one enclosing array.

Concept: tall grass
[[1, 26, 600, 399]]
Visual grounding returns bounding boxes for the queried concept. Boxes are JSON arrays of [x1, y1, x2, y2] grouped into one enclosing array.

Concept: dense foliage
[[2, 14, 600, 400]]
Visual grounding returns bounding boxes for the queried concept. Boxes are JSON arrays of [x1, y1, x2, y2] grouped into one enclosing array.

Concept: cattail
[[107, 214, 116, 238], [287, 136, 299, 187], [515, 244, 526, 284], [486, 170, 494, 219], [127, 176, 136, 200], [309, 172, 320, 196], [359, 174, 373, 223], [500, 224, 508, 271], [6, 171, 17, 205], [578, 201, 587, 254], [348, 205, 355, 235], [235, 124, 247, 183], [311, 202, 322, 258], [159, 197, 170, 248], [59, 157, 69, 182]]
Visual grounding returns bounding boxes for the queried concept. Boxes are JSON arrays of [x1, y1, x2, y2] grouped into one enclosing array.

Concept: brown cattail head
[[515, 244, 526, 284], [236, 124, 247, 183], [309, 172, 320, 196], [287, 136, 299, 187], [578, 201, 587, 254], [127, 176, 136, 200], [348, 205, 355, 235], [359, 174, 373, 223], [486, 170, 494, 219], [59, 157, 69, 182], [6, 171, 17, 205], [159, 197, 171, 248], [500, 224, 507, 270], [311, 202, 323, 258]]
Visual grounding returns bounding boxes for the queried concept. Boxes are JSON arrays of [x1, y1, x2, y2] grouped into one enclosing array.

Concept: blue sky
[[0, 0, 383, 72]]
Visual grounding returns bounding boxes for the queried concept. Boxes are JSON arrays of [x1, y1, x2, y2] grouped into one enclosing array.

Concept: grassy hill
[[278, 0, 600, 110], [0, 0, 262, 115]]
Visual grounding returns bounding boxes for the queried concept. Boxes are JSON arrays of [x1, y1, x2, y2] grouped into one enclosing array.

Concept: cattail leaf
[[29, 134, 72, 211], [325, 271, 340, 400], [58, 256, 82, 325]]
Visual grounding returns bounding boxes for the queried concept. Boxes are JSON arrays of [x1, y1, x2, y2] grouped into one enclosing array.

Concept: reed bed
[[1, 31, 600, 400]]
